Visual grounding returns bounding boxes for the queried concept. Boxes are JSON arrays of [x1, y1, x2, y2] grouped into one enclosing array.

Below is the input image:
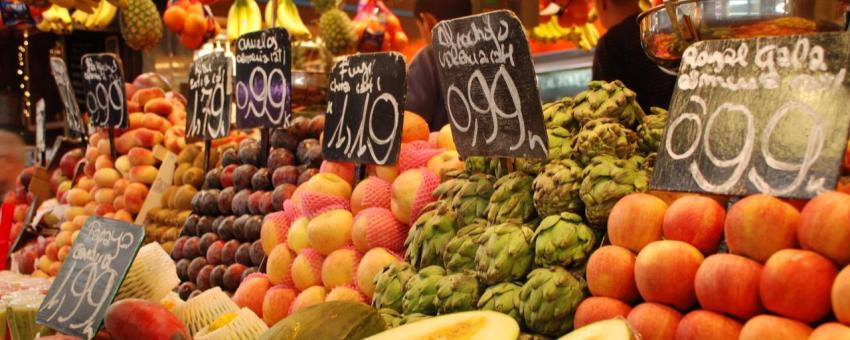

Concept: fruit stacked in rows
[[227, 112, 455, 327], [577, 192, 850, 339], [4, 168, 42, 249], [162, 0, 220, 49]]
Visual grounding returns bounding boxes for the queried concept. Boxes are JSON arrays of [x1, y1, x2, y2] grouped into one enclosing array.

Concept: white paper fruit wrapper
[[115, 243, 180, 302], [194, 307, 269, 340], [177, 287, 240, 335]]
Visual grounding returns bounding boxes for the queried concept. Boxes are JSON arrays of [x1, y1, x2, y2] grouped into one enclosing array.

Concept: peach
[[115, 155, 131, 176], [372, 164, 399, 183], [129, 112, 145, 130], [319, 161, 355, 185], [798, 192, 850, 265], [436, 124, 456, 151], [47, 262, 61, 276], [662, 195, 725, 255], [63, 206, 85, 222], [267, 244, 294, 286], [695, 254, 763, 320], [635, 240, 704, 311], [287, 217, 310, 253], [291, 248, 324, 291], [83, 201, 98, 216], [289, 286, 327, 314], [95, 203, 115, 216], [142, 113, 171, 133], [45, 243, 58, 261], [124, 182, 149, 214], [351, 208, 407, 253], [390, 168, 439, 224], [94, 188, 115, 205], [113, 196, 125, 211], [426, 150, 464, 179], [307, 209, 353, 256], [143, 97, 174, 117], [326, 285, 367, 304], [66, 188, 91, 207], [131, 87, 165, 107], [574, 297, 632, 329], [321, 248, 361, 289], [675, 310, 742, 340], [94, 155, 113, 170], [350, 177, 392, 215], [261, 212, 291, 254], [628, 303, 681, 340], [57, 245, 70, 262], [127, 147, 156, 167], [232, 273, 270, 317], [77, 176, 95, 191], [810, 323, 850, 340], [114, 210, 133, 223], [832, 265, 850, 325], [113, 178, 129, 195], [739, 315, 811, 340], [298, 173, 352, 201], [356, 247, 400, 298], [724, 194, 799, 262], [97, 139, 111, 159], [760, 249, 837, 323], [129, 166, 158, 185], [586, 245, 639, 303], [608, 193, 667, 253], [262, 285, 297, 326], [38, 255, 52, 272]]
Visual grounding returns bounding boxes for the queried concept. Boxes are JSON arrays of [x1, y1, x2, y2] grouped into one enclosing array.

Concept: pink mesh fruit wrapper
[[300, 191, 351, 219], [359, 178, 392, 211], [354, 207, 408, 253], [398, 142, 445, 172], [283, 199, 301, 220], [409, 169, 440, 224]]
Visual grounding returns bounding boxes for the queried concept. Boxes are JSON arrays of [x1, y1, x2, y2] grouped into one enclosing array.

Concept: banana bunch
[[37, 5, 73, 34], [71, 0, 117, 29], [227, 0, 262, 40], [264, 0, 310, 39], [532, 16, 599, 51]]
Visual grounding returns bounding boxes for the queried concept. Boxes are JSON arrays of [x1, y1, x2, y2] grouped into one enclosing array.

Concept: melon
[[558, 318, 638, 340], [365, 311, 519, 340], [261, 301, 385, 340]]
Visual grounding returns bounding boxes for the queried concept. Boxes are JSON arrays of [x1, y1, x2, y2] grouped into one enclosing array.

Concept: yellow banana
[[49, 0, 75, 9], [244, 0, 261, 34], [75, 0, 97, 14], [72, 8, 89, 25], [84, 0, 100, 28], [227, 0, 243, 40], [277, 0, 310, 38], [93, 0, 116, 29]]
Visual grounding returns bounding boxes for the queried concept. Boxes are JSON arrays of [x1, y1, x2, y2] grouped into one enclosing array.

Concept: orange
[[163, 6, 186, 33], [401, 111, 429, 143], [188, 3, 204, 15], [393, 31, 408, 50], [386, 14, 401, 33], [180, 33, 204, 50], [183, 13, 208, 38]]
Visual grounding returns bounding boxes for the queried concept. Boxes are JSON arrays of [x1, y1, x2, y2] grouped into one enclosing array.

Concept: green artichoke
[[533, 159, 584, 216], [580, 155, 649, 226], [464, 157, 507, 178], [533, 213, 596, 268], [372, 262, 415, 312], [543, 96, 579, 132], [573, 118, 637, 165], [432, 173, 468, 202], [475, 222, 534, 285], [637, 107, 669, 154], [486, 171, 537, 225], [547, 126, 575, 161], [451, 174, 495, 227], [477, 282, 523, 324], [518, 333, 553, 340], [442, 219, 488, 274], [377, 308, 402, 328], [414, 203, 457, 269], [402, 265, 446, 315], [399, 313, 432, 325], [404, 207, 432, 270], [434, 273, 482, 314], [572, 80, 644, 128], [519, 267, 588, 336]]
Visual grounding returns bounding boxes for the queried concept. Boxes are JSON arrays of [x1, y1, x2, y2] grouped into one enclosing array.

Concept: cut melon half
[[365, 311, 519, 340], [558, 318, 637, 340]]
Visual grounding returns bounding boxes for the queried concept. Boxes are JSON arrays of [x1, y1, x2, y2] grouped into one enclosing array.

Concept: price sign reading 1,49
[[322, 52, 407, 165], [187, 52, 232, 141], [81, 53, 128, 129], [235, 27, 292, 129], [432, 10, 548, 159], [651, 33, 850, 199]]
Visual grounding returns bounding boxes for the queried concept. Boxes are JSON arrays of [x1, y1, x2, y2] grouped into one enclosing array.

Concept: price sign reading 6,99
[[187, 52, 232, 142], [81, 53, 128, 129], [431, 10, 548, 159], [322, 52, 407, 165], [235, 28, 292, 129], [651, 33, 850, 199]]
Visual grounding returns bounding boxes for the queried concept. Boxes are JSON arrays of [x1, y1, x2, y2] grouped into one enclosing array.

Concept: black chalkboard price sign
[[431, 10, 548, 159], [50, 57, 86, 137], [235, 28, 292, 129], [651, 32, 850, 199], [81, 53, 128, 129], [187, 52, 233, 142], [322, 52, 407, 165], [36, 217, 144, 339]]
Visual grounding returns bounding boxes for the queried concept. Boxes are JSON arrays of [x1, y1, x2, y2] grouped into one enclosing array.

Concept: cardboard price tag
[[81, 53, 128, 129], [651, 32, 850, 198], [431, 10, 548, 159]]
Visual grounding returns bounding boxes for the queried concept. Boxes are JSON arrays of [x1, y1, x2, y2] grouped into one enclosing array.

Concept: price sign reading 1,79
[[432, 10, 549, 159], [322, 52, 407, 165], [651, 33, 850, 199], [187, 52, 232, 142]]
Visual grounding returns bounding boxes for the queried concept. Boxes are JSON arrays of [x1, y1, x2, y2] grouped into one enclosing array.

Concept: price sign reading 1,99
[[81, 53, 127, 129], [187, 52, 232, 142], [431, 10, 549, 159], [651, 32, 850, 199], [322, 52, 407, 165]]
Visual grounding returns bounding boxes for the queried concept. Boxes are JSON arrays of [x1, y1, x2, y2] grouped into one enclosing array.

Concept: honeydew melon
[[557, 318, 637, 340], [366, 311, 519, 340]]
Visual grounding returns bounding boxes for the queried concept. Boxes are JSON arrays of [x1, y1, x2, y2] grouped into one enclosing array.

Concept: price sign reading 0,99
[[187, 52, 232, 141], [322, 52, 407, 165], [651, 32, 850, 199], [431, 10, 548, 159], [81, 53, 127, 129], [235, 27, 292, 129]]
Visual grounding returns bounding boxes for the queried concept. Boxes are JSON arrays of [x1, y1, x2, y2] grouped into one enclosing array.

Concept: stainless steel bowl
[[639, 0, 847, 71]]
